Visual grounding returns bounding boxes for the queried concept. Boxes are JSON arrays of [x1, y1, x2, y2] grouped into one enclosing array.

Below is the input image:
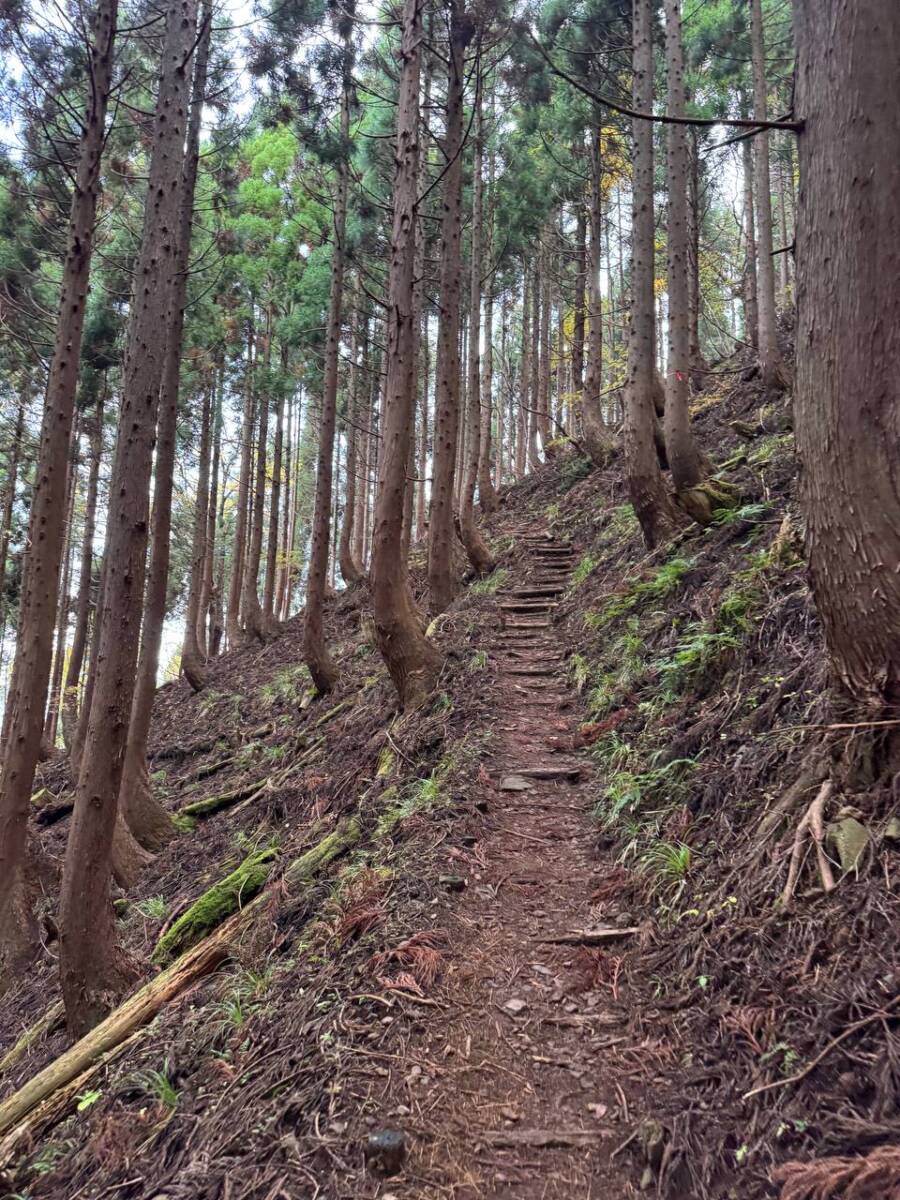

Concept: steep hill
[[1, 362, 898, 1200]]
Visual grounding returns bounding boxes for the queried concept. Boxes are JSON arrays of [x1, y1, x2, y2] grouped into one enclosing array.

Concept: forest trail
[[364, 525, 634, 1198]]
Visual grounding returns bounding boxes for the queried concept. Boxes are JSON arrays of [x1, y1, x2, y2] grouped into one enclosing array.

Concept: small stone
[[884, 817, 900, 843], [439, 874, 466, 892], [826, 816, 870, 872], [365, 1128, 407, 1177], [504, 997, 528, 1015], [500, 775, 534, 791], [587, 1103, 608, 1119]]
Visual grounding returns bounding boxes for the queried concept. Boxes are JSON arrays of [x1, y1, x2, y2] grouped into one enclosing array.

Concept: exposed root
[[781, 780, 836, 907]]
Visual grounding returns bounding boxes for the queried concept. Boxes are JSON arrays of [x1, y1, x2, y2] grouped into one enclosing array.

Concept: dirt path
[[361, 526, 638, 1198]]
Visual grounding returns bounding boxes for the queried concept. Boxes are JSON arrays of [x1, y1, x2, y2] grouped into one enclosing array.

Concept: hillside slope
[[1, 365, 898, 1200]]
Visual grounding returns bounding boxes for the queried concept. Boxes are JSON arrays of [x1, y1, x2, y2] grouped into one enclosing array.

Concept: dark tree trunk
[[749, 0, 787, 389], [426, 0, 471, 615], [339, 284, 365, 584], [59, 0, 198, 1038], [458, 66, 494, 576], [0, 0, 118, 986], [200, 369, 223, 655], [118, 3, 210, 855], [371, 0, 441, 708], [624, 0, 679, 549], [242, 310, 271, 644], [263, 349, 286, 627], [793, 0, 900, 706], [741, 131, 759, 350], [226, 321, 256, 647], [581, 122, 611, 465], [62, 385, 104, 748], [181, 383, 213, 690], [663, 0, 706, 497]]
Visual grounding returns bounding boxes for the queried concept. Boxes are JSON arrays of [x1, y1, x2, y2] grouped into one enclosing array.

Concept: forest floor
[[2, 345, 899, 1200]]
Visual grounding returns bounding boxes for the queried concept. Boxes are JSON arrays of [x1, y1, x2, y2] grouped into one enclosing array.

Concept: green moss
[[153, 847, 277, 964], [283, 818, 361, 888]]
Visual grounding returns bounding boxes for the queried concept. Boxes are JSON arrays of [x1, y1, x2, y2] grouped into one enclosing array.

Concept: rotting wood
[[540, 926, 640, 945], [484, 1128, 603, 1148]]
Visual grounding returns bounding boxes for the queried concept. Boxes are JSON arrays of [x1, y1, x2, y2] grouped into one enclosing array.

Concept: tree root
[[781, 780, 836, 907]]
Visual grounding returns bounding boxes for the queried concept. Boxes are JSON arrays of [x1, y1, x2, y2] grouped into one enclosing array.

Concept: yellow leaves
[[598, 125, 632, 196]]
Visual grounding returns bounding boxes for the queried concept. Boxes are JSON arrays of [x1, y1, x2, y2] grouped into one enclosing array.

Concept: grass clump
[[594, 755, 697, 830], [259, 664, 311, 708], [570, 553, 598, 589], [469, 567, 510, 597], [586, 556, 693, 631]]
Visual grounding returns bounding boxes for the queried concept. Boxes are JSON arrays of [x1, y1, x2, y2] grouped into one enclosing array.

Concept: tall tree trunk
[[45, 444, 79, 751], [415, 314, 429, 542], [741, 131, 759, 349], [537, 233, 552, 450], [242, 309, 271, 644], [0, 0, 118, 986], [274, 389, 294, 612], [458, 64, 494, 576], [117, 4, 210, 855], [372, 0, 441, 708], [687, 130, 708, 386], [62, 385, 104, 747], [749, 0, 787, 389], [304, 6, 354, 692], [516, 273, 530, 478], [339, 284, 365, 584], [477, 119, 498, 514], [527, 256, 541, 469], [200, 374, 222, 655], [426, 0, 471, 615], [793, 0, 900, 707], [0, 396, 26, 623], [59, 0, 198, 1038], [263, 348, 286, 627], [625, 0, 679, 549], [572, 205, 586, 407], [581, 122, 611, 465], [226, 321, 255, 647], [663, 0, 706, 497], [182, 384, 213, 690]]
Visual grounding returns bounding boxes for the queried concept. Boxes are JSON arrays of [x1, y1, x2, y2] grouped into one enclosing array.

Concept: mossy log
[[0, 927, 234, 1142], [0, 1003, 64, 1076], [178, 779, 263, 820], [283, 817, 361, 888], [0, 820, 363, 1150], [153, 847, 277, 964]]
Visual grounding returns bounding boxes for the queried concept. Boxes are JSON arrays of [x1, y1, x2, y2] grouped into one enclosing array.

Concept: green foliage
[[134, 896, 168, 921], [259, 664, 312, 708], [468, 649, 489, 671], [557, 455, 592, 492], [639, 841, 693, 901], [594, 756, 697, 829], [469, 567, 509, 597], [586, 557, 693, 630], [130, 1061, 178, 1109], [570, 553, 598, 588]]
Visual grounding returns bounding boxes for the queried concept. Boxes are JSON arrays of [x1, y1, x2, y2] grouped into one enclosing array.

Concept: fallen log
[[540, 926, 640, 945]]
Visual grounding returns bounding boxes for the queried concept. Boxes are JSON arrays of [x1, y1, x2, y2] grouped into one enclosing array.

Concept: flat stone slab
[[500, 774, 536, 791]]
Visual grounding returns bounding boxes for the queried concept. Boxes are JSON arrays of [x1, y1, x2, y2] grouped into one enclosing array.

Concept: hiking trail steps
[[359, 523, 636, 1198]]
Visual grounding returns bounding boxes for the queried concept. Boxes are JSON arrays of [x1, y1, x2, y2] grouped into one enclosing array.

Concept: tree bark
[[339, 282, 365, 584], [572, 204, 586, 407], [663, 0, 706, 496], [458, 65, 494, 576], [371, 0, 441, 708], [226, 321, 256, 647], [477, 114, 498, 514], [581, 123, 611, 465], [304, 6, 355, 690], [624, 0, 679, 549], [0, 0, 118, 987], [516, 272, 530, 478], [242, 307, 271, 644], [181, 383, 213, 691], [200, 372, 222, 654], [749, 0, 787, 389], [741, 131, 759, 350], [59, 0, 198, 1038], [263, 349, 286, 627], [687, 129, 708, 386], [793, 0, 900, 706], [62, 385, 104, 748], [118, 3, 210, 855], [426, 0, 472, 615]]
